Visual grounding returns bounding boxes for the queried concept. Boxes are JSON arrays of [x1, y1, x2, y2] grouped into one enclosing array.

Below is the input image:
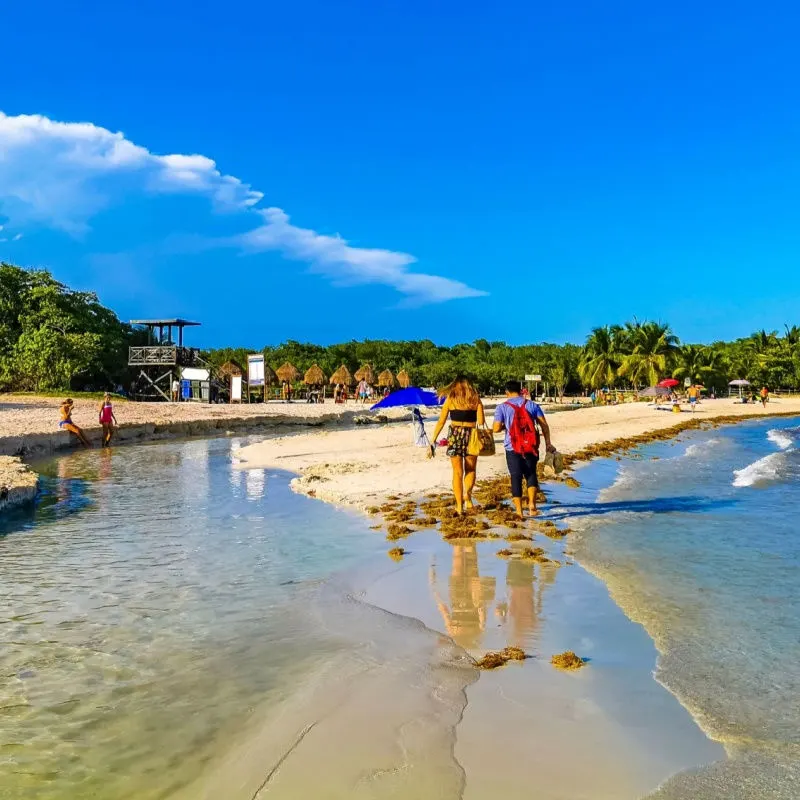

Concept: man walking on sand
[[493, 380, 555, 518], [687, 384, 700, 411]]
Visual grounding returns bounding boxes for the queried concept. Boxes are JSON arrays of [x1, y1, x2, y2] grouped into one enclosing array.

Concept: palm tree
[[617, 321, 679, 387], [784, 324, 800, 347], [578, 326, 621, 389], [673, 344, 726, 386]]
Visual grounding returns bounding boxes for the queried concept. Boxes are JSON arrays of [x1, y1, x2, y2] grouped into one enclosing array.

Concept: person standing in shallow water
[[493, 379, 555, 518], [430, 376, 486, 515], [98, 393, 117, 447]]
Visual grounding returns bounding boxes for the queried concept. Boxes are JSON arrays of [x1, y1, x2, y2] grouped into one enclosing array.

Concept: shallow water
[[562, 418, 800, 798], [0, 438, 471, 799]]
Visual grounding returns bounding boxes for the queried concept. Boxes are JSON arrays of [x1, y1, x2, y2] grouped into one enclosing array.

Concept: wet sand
[[362, 525, 724, 800]]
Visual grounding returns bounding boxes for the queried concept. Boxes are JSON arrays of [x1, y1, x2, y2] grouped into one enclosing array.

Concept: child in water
[[59, 399, 91, 447], [98, 393, 117, 447]]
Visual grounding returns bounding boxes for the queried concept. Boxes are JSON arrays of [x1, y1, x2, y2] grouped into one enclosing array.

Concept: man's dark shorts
[[505, 451, 538, 498]]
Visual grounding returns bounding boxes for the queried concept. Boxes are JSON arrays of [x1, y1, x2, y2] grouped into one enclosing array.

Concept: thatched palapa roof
[[304, 364, 326, 385], [397, 369, 411, 388], [217, 360, 244, 379], [276, 362, 299, 383], [329, 365, 353, 385], [377, 369, 395, 388], [263, 364, 278, 385], [354, 364, 375, 384]]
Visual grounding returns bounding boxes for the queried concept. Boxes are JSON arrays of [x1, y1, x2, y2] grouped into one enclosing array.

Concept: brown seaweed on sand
[[542, 526, 569, 539], [441, 516, 492, 540], [475, 646, 529, 669], [550, 651, 586, 670], [505, 532, 533, 542], [412, 515, 440, 528], [388, 547, 407, 561], [386, 524, 412, 541]]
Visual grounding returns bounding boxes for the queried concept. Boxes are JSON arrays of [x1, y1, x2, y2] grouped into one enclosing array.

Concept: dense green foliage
[[3, 263, 800, 395], [207, 320, 800, 395], [0, 263, 133, 392]]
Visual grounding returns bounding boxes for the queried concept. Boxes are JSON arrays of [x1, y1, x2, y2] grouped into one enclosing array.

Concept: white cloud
[[236, 207, 486, 303], [12, 233, 22, 241], [0, 112, 261, 234], [0, 110, 485, 304]]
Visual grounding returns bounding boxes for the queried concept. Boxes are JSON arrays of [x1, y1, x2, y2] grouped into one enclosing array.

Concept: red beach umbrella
[[658, 378, 680, 388]]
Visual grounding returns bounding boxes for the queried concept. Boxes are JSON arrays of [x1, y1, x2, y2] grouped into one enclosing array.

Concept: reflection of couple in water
[[430, 543, 556, 650]]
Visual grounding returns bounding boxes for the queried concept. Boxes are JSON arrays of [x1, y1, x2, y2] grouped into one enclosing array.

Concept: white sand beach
[[235, 397, 800, 509]]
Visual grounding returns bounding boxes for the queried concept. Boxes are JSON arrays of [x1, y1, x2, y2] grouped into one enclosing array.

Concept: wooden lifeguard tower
[[128, 318, 205, 401]]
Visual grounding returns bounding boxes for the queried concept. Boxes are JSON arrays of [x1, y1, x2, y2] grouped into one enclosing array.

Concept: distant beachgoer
[[171, 379, 180, 402], [383, 386, 390, 398], [357, 379, 369, 404], [97, 393, 117, 447], [493, 380, 555, 518], [59, 399, 91, 448], [430, 376, 486, 515], [687, 384, 700, 411], [760, 386, 769, 407], [590, 390, 597, 405]]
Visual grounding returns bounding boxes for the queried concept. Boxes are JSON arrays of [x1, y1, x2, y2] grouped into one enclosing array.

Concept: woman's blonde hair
[[441, 376, 479, 409]]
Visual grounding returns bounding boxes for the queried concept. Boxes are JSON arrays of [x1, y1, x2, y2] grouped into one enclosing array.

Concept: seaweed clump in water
[[388, 547, 407, 561], [564, 477, 581, 488], [475, 646, 529, 669], [440, 516, 493, 540], [496, 548, 514, 558], [386, 524, 412, 541], [542, 526, 569, 539], [550, 651, 586, 670]]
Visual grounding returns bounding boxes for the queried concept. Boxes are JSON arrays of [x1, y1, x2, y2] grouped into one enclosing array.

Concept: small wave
[[683, 438, 721, 458], [732, 451, 787, 488], [766, 428, 794, 451]]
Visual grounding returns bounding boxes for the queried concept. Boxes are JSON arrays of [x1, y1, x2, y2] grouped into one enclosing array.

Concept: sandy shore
[[0, 455, 38, 512], [0, 394, 407, 459], [236, 397, 800, 509]]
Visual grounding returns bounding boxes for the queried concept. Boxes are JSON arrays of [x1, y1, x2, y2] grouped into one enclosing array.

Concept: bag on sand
[[467, 425, 496, 457]]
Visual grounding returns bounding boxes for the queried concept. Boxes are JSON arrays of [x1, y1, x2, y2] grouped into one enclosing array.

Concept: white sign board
[[684, 377, 692, 387], [248, 354, 265, 386], [181, 367, 210, 381], [231, 375, 243, 401], [525, 374, 542, 382]]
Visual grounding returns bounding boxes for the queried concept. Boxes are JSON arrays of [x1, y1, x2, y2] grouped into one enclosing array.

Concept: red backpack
[[507, 399, 540, 456]]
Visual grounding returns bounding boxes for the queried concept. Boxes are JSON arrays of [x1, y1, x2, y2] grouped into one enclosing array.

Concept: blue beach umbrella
[[370, 387, 443, 410], [371, 387, 443, 447]]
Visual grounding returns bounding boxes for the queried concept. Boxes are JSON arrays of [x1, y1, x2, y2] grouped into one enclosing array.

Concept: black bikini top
[[450, 408, 478, 423]]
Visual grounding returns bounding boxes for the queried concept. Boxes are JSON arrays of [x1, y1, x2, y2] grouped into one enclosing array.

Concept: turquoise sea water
[[560, 417, 800, 798], [0, 437, 473, 799]]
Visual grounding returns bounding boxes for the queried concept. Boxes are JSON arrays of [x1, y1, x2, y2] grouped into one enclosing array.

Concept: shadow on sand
[[543, 494, 737, 521]]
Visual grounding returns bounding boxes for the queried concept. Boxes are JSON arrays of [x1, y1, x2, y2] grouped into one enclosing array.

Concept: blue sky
[[2, 0, 800, 348]]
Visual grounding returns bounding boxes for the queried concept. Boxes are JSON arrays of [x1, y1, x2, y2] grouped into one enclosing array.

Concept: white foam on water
[[732, 451, 787, 488], [766, 428, 794, 450], [683, 438, 721, 458]]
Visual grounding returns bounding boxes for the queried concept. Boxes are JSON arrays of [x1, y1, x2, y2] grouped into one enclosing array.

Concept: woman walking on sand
[[98, 393, 117, 447], [430, 376, 486, 515]]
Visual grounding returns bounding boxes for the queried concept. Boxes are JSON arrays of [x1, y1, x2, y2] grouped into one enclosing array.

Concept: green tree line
[[0, 263, 133, 392], [3, 263, 800, 395]]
